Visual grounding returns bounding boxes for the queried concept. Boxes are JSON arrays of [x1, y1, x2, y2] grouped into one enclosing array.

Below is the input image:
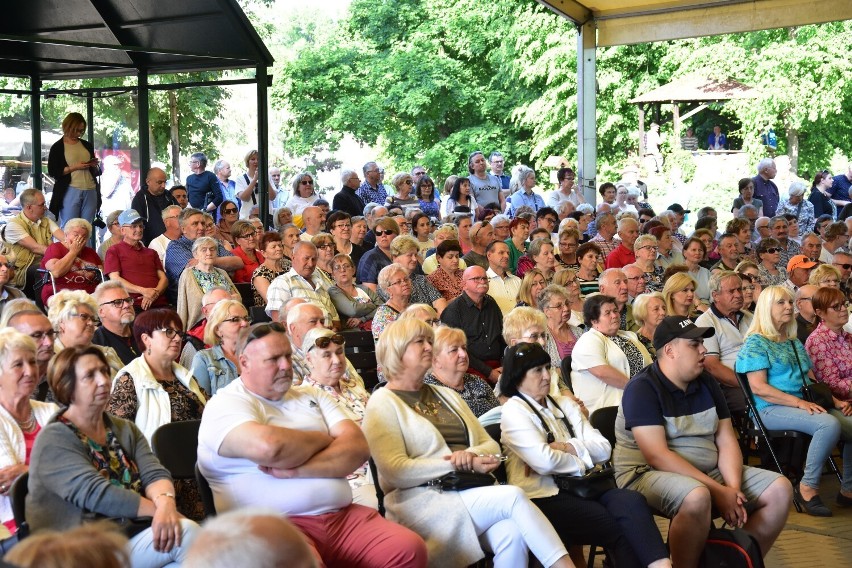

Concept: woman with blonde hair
[[552, 269, 584, 327], [311, 232, 337, 288], [400, 303, 441, 326], [48, 289, 123, 377], [662, 272, 700, 317], [425, 325, 499, 417], [809, 263, 842, 289], [364, 318, 574, 568], [632, 292, 666, 358], [47, 112, 100, 226], [372, 263, 412, 341], [516, 268, 548, 308], [386, 172, 419, 210], [737, 286, 852, 516], [284, 172, 318, 216], [190, 300, 250, 396]]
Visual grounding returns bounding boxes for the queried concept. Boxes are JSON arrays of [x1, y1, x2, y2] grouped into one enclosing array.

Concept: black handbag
[[790, 340, 835, 409], [425, 471, 497, 492], [516, 393, 616, 500]]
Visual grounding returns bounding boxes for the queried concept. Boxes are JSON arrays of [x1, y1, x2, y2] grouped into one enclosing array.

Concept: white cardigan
[[111, 356, 206, 442], [363, 385, 499, 568], [0, 401, 59, 525]]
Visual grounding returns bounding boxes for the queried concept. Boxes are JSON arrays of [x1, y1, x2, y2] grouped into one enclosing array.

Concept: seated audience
[[92, 281, 141, 366], [148, 205, 183, 265], [681, 237, 711, 303], [6, 307, 56, 401], [662, 272, 699, 318], [616, 315, 791, 566], [48, 289, 123, 377], [372, 263, 412, 342], [571, 295, 652, 414], [633, 292, 666, 358], [40, 217, 103, 306], [230, 220, 264, 284], [267, 241, 341, 327], [0, 253, 24, 318], [104, 209, 168, 311], [499, 342, 671, 568], [328, 253, 382, 331], [177, 236, 240, 330], [5, 521, 129, 568], [363, 318, 573, 568], [599, 268, 639, 332], [516, 268, 548, 309], [191, 300, 251, 397], [427, 239, 465, 301], [486, 240, 522, 315], [424, 325, 500, 418], [251, 232, 287, 307], [517, 237, 558, 281], [357, 217, 400, 291], [537, 285, 582, 364], [28, 346, 199, 566], [197, 322, 428, 567]]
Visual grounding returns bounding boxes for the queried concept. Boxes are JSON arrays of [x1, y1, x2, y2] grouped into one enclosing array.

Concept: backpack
[[700, 527, 764, 568]]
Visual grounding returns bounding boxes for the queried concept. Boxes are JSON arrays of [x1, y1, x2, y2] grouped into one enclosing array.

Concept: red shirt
[[104, 240, 167, 308], [232, 246, 265, 283], [605, 243, 636, 269], [40, 243, 103, 305]]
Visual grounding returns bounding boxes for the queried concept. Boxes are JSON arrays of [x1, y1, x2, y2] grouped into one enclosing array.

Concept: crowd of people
[[1, 115, 851, 566]]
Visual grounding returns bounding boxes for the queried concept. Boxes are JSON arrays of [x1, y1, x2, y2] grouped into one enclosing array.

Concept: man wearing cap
[[695, 271, 751, 414], [784, 254, 817, 294], [104, 209, 168, 310], [130, 167, 177, 245], [614, 316, 791, 568]]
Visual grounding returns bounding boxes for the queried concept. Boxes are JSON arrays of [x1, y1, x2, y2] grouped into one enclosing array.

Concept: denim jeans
[[59, 185, 98, 228], [759, 404, 843, 490]]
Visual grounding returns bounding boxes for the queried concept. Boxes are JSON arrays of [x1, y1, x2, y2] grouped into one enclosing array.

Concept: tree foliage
[[275, 0, 852, 181]]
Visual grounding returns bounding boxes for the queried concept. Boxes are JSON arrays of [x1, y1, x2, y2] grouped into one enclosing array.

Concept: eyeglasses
[[238, 231, 258, 239], [403, 180, 413, 185], [388, 278, 409, 287], [100, 297, 134, 308], [626, 276, 645, 282], [155, 328, 182, 339], [70, 313, 99, 326], [333, 223, 351, 230], [310, 333, 346, 350], [521, 332, 547, 342], [466, 276, 489, 283], [833, 263, 852, 270], [545, 303, 567, 310], [425, 319, 442, 327], [741, 285, 756, 292], [316, 243, 335, 250], [638, 246, 659, 251], [374, 229, 396, 237], [0, 262, 14, 270], [222, 316, 252, 324], [820, 279, 840, 286], [828, 302, 850, 312], [764, 247, 782, 254], [332, 263, 353, 271], [28, 330, 56, 341]]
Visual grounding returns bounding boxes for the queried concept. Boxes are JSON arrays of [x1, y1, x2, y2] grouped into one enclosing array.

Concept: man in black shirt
[[131, 167, 177, 245], [92, 281, 140, 365]]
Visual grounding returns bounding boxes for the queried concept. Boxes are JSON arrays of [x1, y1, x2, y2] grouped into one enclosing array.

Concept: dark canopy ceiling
[[0, 0, 274, 80]]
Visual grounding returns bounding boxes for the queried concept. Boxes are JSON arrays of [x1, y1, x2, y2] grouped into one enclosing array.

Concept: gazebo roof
[[630, 76, 758, 105], [0, 0, 274, 80]]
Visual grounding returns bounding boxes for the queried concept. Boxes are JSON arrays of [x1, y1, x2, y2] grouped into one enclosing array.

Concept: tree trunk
[[169, 91, 180, 181], [786, 126, 799, 174]]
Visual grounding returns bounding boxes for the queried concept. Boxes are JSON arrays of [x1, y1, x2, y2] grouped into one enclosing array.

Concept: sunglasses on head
[[243, 322, 287, 349], [311, 333, 346, 350]]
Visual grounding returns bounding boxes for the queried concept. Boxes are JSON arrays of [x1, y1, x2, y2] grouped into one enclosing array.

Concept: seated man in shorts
[[613, 316, 792, 568]]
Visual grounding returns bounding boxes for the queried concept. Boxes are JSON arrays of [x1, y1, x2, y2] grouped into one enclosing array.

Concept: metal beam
[[257, 67, 270, 225], [535, 0, 592, 24], [138, 69, 150, 177], [576, 20, 597, 205], [30, 75, 42, 190]]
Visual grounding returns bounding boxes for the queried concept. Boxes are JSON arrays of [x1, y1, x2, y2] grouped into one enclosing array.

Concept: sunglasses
[[243, 322, 287, 349], [310, 333, 346, 350], [834, 263, 852, 270], [374, 229, 396, 237], [764, 247, 782, 254], [300, 180, 314, 185], [223, 208, 238, 215]]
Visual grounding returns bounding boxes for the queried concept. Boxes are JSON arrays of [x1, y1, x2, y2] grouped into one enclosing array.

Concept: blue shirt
[[735, 334, 811, 411], [186, 171, 222, 210], [164, 236, 234, 304], [751, 175, 779, 218], [356, 247, 391, 285], [508, 190, 545, 215], [191, 345, 239, 396], [830, 174, 852, 202], [357, 182, 387, 206]]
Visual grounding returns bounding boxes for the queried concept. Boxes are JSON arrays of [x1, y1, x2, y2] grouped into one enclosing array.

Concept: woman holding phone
[[48, 112, 101, 227]]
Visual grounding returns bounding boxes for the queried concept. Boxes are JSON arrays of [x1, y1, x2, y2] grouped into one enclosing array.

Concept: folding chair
[[150, 420, 200, 481], [9, 472, 29, 540], [195, 464, 217, 518], [560, 355, 573, 393]]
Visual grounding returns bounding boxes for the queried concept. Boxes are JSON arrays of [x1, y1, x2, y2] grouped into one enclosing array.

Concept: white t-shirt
[[236, 172, 276, 219], [197, 379, 353, 516], [148, 234, 172, 265]]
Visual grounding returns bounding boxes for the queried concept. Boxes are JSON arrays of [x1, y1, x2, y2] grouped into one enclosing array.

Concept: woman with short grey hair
[[176, 237, 239, 329], [778, 180, 815, 235], [372, 263, 412, 341]]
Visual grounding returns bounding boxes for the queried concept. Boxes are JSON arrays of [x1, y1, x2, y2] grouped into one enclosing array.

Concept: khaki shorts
[[625, 465, 783, 518]]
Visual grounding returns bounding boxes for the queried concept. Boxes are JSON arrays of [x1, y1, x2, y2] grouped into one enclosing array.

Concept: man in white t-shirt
[[197, 323, 427, 567], [148, 205, 183, 265]]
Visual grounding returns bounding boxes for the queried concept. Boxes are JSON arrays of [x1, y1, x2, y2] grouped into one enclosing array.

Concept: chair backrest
[[482, 421, 508, 484], [250, 305, 272, 323], [342, 329, 379, 391], [589, 406, 619, 449], [150, 420, 201, 480], [560, 355, 573, 392], [234, 282, 254, 307], [368, 458, 385, 517], [10, 472, 28, 540], [195, 464, 217, 517]]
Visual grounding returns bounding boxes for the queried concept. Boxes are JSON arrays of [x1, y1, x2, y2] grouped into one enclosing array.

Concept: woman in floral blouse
[[426, 239, 464, 302], [175, 237, 239, 330], [805, 286, 852, 401]]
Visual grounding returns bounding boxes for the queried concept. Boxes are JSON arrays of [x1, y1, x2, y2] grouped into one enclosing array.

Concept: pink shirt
[[805, 322, 852, 400]]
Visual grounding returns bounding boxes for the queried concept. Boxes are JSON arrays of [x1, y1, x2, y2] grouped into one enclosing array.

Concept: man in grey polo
[[695, 271, 751, 413]]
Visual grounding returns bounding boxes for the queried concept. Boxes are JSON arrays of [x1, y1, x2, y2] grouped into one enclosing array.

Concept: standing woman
[[363, 318, 573, 568], [285, 172, 318, 216], [48, 112, 100, 227], [236, 150, 275, 219], [737, 286, 852, 517], [445, 177, 480, 219], [499, 342, 672, 568], [417, 176, 441, 220], [809, 171, 837, 219]]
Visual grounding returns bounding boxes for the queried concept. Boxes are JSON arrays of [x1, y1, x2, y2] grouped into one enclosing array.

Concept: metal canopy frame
[[535, 0, 852, 203], [0, 0, 274, 220]]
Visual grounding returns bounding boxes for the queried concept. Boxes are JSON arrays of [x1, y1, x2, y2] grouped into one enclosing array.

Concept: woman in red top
[[229, 220, 264, 283], [40, 218, 103, 306]]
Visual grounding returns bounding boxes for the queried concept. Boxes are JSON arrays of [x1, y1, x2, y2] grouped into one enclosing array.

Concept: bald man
[[131, 167, 178, 245]]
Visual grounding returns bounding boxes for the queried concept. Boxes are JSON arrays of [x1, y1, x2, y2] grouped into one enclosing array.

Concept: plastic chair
[[589, 406, 618, 449], [195, 464, 217, 518], [9, 472, 28, 540], [150, 420, 200, 480]]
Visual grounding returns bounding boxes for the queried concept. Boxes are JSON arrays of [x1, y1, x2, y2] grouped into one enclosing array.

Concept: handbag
[[425, 471, 497, 492], [790, 340, 834, 409], [516, 393, 615, 500]]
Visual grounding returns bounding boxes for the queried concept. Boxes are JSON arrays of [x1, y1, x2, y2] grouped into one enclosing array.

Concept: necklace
[[15, 410, 36, 433], [409, 400, 443, 419]]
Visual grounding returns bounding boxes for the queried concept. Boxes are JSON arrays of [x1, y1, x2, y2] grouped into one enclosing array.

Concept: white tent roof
[[537, 0, 852, 46]]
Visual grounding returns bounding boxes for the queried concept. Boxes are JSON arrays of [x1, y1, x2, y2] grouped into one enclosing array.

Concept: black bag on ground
[[700, 527, 764, 568]]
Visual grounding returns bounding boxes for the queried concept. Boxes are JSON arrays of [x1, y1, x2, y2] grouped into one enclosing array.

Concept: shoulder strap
[[789, 339, 809, 388], [515, 393, 575, 441]]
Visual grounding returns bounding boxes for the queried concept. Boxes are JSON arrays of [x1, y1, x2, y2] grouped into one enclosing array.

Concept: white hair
[[576, 203, 594, 215], [757, 158, 775, 174], [788, 181, 807, 197], [339, 168, 357, 185]]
